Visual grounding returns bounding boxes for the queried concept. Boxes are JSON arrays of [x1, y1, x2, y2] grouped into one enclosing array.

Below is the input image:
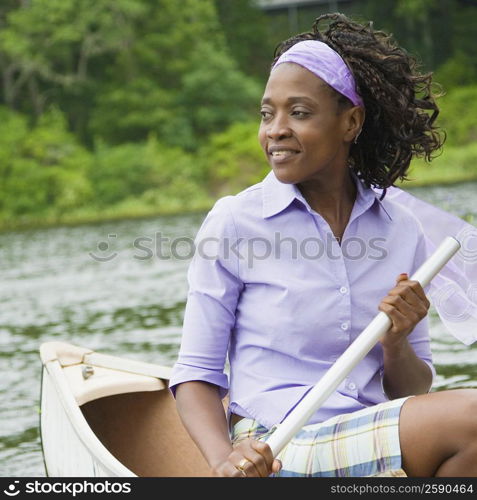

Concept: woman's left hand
[[378, 273, 430, 349]]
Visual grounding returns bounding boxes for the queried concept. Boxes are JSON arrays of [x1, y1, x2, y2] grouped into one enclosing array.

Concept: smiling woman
[[167, 13, 477, 477]]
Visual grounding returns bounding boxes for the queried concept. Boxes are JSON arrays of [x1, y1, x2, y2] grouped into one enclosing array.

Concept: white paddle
[[266, 236, 461, 457]]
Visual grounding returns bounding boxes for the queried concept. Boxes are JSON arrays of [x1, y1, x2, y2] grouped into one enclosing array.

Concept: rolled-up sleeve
[[169, 196, 243, 398]]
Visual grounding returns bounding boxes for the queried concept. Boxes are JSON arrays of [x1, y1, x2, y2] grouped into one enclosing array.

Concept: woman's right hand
[[211, 438, 282, 477]]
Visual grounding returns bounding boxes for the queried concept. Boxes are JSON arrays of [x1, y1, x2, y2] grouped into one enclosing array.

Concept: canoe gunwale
[[40, 341, 172, 379], [83, 352, 172, 380]]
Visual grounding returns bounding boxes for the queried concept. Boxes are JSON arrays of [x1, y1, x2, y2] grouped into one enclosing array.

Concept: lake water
[[1, 182, 476, 477]]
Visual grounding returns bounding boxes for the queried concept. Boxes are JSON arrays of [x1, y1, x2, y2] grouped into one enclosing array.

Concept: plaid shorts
[[230, 397, 412, 477]]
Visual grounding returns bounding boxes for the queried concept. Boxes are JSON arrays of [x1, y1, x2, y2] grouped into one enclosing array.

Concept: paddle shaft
[[266, 236, 461, 457]]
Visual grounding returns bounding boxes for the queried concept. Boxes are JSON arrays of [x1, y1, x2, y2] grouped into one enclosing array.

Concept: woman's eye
[[292, 110, 309, 118], [260, 110, 272, 120]]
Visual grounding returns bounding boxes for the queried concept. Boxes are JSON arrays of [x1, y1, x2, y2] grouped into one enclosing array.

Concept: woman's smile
[[268, 146, 301, 163]]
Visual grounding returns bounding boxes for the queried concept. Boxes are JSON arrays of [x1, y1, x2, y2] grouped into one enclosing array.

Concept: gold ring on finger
[[235, 458, 250, 476]]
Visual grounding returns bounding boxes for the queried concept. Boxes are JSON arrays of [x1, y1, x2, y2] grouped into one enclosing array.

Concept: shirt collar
[[262, 169, 393, 221]]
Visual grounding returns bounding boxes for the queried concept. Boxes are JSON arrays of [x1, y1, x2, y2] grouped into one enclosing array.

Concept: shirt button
[[348, 382, 357, 390], [341, 322, 349, 331], [340, 286, 348, 294]]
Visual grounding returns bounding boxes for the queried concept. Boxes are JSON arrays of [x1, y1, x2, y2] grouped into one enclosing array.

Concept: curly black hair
[[273, 13, 445, 190]]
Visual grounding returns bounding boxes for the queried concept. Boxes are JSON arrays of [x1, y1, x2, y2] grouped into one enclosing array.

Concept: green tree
[[0, 0, 145, 122], [0, 0, 261, 149], [214, 0, 272, 81], [179, 41, 262, 143]]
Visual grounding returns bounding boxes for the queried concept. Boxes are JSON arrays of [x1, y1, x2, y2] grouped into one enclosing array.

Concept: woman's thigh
[[399, 389, 477, 477]]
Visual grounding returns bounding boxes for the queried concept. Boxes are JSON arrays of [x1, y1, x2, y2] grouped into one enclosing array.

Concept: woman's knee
[[436, 389, 477, 439], [399, 389, 477, 476]]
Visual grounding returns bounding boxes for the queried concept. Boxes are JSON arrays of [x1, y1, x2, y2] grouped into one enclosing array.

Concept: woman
[[169, 13, 477, 477]]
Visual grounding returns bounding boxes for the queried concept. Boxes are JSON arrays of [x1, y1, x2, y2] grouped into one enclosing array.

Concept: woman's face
[[258, 63, 356, 185]]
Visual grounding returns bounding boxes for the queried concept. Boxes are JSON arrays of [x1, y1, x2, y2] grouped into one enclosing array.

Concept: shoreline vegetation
[[2, 91, 477, 234], [1, 110, 476, 234], [1, 147, 476, 234]]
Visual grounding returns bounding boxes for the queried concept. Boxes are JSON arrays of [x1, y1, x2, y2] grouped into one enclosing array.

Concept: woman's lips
[[269, 149, 300, 163]]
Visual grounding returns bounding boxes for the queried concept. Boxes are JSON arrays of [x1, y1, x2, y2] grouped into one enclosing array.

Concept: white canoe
[[39, 341, 214, 477]]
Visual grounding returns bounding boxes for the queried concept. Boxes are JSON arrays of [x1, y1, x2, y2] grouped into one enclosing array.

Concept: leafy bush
[[197, 120, 270, 197], [437, 86, 477, 147], [434, 53, 477, 92], [0, 107, 93, 220], [90, 136, 210, 211]]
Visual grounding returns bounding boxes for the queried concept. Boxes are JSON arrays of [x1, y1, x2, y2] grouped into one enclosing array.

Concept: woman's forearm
[[382, 339, 433, 399], [175, 381, 233, 470], [379, 273, 433, 399]]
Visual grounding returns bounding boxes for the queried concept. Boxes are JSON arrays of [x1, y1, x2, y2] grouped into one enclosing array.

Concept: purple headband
[[272, 40, 364, 108]]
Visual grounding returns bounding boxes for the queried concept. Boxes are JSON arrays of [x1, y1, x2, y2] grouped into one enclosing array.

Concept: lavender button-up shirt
[[169, 171, 435, 430]]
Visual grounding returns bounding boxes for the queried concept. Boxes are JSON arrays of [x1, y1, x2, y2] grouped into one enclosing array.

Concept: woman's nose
[[267, 115, 292, 140]]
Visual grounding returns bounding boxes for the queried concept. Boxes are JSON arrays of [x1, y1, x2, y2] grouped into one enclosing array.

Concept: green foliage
[[86, 0, 245, 149], [91, 142, 155, 206], [90, 81, 196, 150], [180, 42, 262, 141], [0, 0, 260, 148], [214, 0, 272, 80], [437, 86, 477, 147], [395, 0, 437, 19], [434, 53, 477, 91], [90, 41, 262, 150], [0, 0, 146, 123], [0, 106, 213, 228], [91, 137, 210, 211], [199, 121, 269, 198], [0, 107, 93, 220], [0, 107, 29, 173]]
